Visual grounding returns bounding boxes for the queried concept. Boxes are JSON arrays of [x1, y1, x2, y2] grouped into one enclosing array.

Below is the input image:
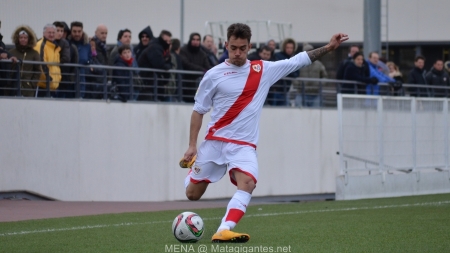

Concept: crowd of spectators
[[1, 20, 449, 105]]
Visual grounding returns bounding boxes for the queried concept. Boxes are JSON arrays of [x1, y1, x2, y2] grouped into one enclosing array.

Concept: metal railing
[[338, 94, 450, 183], [1, 59, 450, 107]]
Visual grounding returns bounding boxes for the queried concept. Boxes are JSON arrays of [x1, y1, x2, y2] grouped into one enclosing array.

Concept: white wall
[[0, 98, 339, 201], [1, 0, 449, 45]]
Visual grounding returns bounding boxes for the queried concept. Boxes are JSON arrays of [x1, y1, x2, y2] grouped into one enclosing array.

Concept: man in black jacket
[[137, 30, 172, 101], [426, 59, 450, 97], [408, 56, 428, 97]]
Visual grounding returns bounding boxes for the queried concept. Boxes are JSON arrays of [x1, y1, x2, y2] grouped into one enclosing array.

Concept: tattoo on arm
[[307, 45, 331, 62]]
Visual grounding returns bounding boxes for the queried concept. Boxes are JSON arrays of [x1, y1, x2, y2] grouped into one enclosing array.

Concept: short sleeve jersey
[[193, 51, 311, 148]]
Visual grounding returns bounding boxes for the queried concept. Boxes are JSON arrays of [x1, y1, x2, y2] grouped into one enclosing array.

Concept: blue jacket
[[367, 61, 395, 83]]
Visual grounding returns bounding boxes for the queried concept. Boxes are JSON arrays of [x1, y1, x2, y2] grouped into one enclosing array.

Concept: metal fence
[[1, 59, 450, 108], [338, 94, 450, 182]]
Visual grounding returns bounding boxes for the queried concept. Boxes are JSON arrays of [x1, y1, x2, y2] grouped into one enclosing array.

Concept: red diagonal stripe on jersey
[[206, 61, 263, 140]]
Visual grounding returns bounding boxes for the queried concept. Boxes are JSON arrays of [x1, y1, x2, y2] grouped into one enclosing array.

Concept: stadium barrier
[[336, 94, 450, 200]]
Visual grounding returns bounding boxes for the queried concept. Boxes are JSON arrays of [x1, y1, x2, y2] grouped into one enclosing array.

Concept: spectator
[[109, 29, 137, 68], [270, 38, 298, 106], [343, 52, 378, 94], [247, 45, 272, 61], [137, 30, 172, 101], [366, 52, 395, 95], [292, 43, 328, 107], [266, 39, 277, 61], [112, 44, 140, 101], [8, 25, 41, 97], [33, 24, 61, 96], [87, 24, 109, 99], [53, 21, 73, 98], [218, 47, 228, 63], [1, 20, 18, 96], [180, 32, 211, 103], [201, 34, 219, 67], [134, 26, 153, 61], [336, 45, 360, 80], [426, 59, 450, 97], [407, 56, 428, 97], [68, 21, 91, 98], [170, 38, 183, 101], [386, 61, 403, 95]]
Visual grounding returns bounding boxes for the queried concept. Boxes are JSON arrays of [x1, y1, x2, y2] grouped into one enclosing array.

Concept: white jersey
[[193, 51, 311, 148]]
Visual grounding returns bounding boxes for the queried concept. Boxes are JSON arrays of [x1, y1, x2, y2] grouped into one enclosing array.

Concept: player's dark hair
[[227, 23, 252, 42]]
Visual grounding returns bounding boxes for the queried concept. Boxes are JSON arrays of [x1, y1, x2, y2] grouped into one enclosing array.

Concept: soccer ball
[[172, 211, 205, 242]]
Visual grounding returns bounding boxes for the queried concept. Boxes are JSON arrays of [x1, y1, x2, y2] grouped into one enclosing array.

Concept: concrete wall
[[1, 0, 449, 45], [0, 98, 339, 201]]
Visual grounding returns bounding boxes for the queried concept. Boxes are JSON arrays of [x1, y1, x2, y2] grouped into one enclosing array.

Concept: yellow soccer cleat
[[179, 155, 196, 169], [211, 230, 250, 243]]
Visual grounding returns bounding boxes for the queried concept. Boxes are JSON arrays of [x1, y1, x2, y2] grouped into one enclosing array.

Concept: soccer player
[[181, 23, 348, 243]]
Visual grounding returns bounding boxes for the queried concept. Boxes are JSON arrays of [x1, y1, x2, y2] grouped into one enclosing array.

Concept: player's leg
[[212, 145, 258, 243], [185, 180, 209, 201]]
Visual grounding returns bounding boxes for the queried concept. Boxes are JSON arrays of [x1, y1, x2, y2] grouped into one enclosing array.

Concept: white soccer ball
[[172, 211, 205, 243]]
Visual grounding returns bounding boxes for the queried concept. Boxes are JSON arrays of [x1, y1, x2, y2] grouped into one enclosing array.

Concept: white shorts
[[189, 140, 258, 186]]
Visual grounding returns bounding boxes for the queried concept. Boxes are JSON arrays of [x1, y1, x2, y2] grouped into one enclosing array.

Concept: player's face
[[225, 36, 251, 67]]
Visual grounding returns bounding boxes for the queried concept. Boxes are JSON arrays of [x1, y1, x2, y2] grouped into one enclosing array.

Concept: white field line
[[1, 200, 449, 237]]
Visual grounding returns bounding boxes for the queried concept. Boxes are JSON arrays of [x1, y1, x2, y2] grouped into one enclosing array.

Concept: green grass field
[[1, 193, 450, 253]]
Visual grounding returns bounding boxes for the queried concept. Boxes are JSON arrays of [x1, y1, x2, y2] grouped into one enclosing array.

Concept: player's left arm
[[307, 33, 348, 62]]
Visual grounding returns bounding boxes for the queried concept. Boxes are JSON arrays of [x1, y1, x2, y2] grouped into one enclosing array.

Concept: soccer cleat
[[211, 230, 250, 243], [179, 155, 196, 169]]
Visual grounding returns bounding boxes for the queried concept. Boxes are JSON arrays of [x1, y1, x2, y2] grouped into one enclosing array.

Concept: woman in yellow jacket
[[33, 24, 61, 92]]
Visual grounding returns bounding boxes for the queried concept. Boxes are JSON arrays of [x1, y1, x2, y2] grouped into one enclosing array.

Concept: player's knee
[[238, 178, 256, 193], [186, 191, 201, 201]]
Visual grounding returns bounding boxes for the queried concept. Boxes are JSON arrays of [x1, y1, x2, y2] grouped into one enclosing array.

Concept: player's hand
[[328, 33, 349, 50], [180, 146, 197, 168]]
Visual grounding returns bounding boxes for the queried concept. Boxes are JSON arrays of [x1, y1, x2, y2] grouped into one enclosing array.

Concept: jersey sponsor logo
[[252, 64, 261, 73], [224, 71, 237, 76]]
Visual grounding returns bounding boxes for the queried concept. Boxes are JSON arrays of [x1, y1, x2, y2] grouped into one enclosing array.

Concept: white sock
[[217, 190, 252, 232], [184, 170, 192, 189]]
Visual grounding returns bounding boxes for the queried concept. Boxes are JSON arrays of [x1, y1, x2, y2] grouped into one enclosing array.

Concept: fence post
[[75, 67, 80, 98], [45, 68, 51, 97], [411, 98, 417, 172], [102, 69, 108, 100], [444, 100, 449, 179], [377, 96, 385, 182], [15, 63, 21, 96], [153, 72, 158, 101], [130, 70, 135, 101], [177, 73, 182, 102]]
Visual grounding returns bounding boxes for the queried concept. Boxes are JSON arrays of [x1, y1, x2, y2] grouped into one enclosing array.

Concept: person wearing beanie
[[8, 25, 41, 96], [179, 32, 211, 103]]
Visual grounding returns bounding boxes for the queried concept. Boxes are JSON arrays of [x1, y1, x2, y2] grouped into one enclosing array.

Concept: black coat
[[408, 67, 428, 97], [137, 36, 172, 83], [342, 62, 373, 94], [426, 68, 450, 97]]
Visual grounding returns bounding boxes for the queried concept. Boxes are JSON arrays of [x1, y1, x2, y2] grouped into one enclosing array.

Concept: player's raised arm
[[307, 33, 349, 62]]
